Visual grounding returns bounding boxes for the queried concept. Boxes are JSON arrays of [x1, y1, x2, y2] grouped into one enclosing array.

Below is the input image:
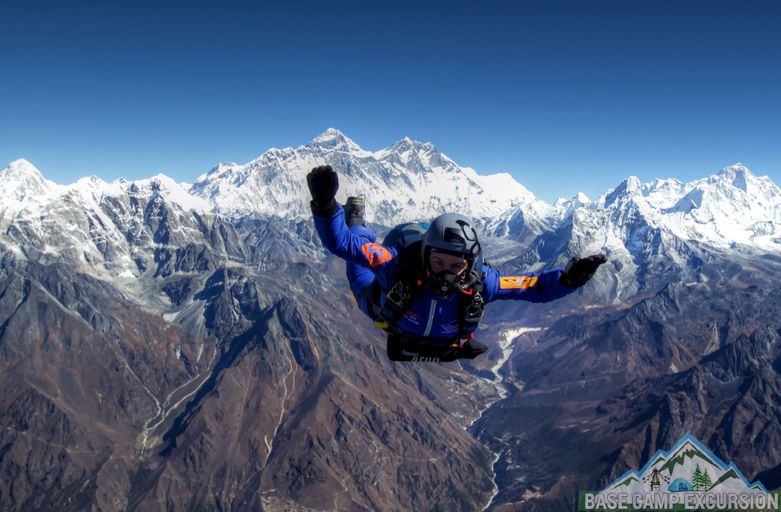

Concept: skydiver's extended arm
[[482, 254, 607, 303], [482, 267, 574, 303]]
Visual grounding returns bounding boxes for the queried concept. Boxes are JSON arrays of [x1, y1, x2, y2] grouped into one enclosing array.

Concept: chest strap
[[374, 271, 485, 340]]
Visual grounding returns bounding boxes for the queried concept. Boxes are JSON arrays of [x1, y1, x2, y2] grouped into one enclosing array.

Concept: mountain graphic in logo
[[581, 433, 779, 511], [606, 432, 766, 495]]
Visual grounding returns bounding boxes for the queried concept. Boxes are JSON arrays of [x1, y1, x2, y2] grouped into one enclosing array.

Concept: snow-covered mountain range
[[2, 129, 780, 286], [188, 128, 554, 232], [1, 159, 218, 286], [500, 162, 780, 301]]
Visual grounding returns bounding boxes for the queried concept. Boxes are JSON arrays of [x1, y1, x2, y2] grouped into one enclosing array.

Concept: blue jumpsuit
[[313, 205, 576, 359]]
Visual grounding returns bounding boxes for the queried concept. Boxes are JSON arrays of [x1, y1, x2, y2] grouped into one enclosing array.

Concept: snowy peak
[[197, 162, 240, 182], [68, 175, 111, 200], [666, 164, 776, 215], [4, 158, 43, 178], [0, 158, 56, 189], [552, 192, 592, 221], [1, 159, 60, 202], [555, 191, 591, 208], [305, 128, 363, 153], [385, 136, 436, 154], [707, 163, 777, 198], [668, 164, 781, 232], [376, 136, 442, 167], [717, 163, 751, 192], [604, 176, 642, 207], [60, 172, 209, 213], [575, 192, 592, 204], [110, 174, 212, 213]]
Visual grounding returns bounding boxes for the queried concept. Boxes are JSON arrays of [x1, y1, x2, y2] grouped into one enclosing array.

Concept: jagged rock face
[[0, 254, 203, 511], [0, 186, 497, 511], [469, 256, 781, 510]]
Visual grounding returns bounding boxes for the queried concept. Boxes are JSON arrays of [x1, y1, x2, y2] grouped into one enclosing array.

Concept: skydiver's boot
[[386, 335, 488, 363], [344, 196, 366, 228]]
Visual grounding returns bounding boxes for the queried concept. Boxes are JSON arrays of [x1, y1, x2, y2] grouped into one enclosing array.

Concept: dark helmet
[[421, 213, 482, 294]]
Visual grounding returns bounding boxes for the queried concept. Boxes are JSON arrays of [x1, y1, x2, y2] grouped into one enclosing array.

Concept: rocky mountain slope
[[0, 162, 497, 511]]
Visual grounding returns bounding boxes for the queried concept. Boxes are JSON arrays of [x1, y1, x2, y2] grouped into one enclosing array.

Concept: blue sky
[[2, 0, 779, 202]]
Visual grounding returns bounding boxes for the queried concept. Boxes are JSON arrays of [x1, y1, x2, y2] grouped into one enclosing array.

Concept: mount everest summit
[[1, 129, 780, 511]]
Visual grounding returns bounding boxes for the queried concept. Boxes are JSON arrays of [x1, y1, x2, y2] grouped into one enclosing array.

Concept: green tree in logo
[[692, 464, 712, 491], [702, 468, 713, 490]]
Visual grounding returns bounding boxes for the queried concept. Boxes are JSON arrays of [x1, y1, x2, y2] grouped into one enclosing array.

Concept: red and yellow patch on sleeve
[[499, 275, 539, 290], [361, 243, 393, 268]]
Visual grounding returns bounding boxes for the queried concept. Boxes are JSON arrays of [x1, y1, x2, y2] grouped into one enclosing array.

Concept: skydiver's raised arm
[[307, 165, 398, 269]]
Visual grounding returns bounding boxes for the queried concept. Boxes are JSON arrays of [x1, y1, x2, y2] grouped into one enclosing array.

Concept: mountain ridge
[[5, 130, 780, 261]]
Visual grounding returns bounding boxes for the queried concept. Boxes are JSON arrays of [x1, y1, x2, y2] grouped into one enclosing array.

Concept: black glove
[[559, 254, 607, 288], [306, 165, 339, 216]]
